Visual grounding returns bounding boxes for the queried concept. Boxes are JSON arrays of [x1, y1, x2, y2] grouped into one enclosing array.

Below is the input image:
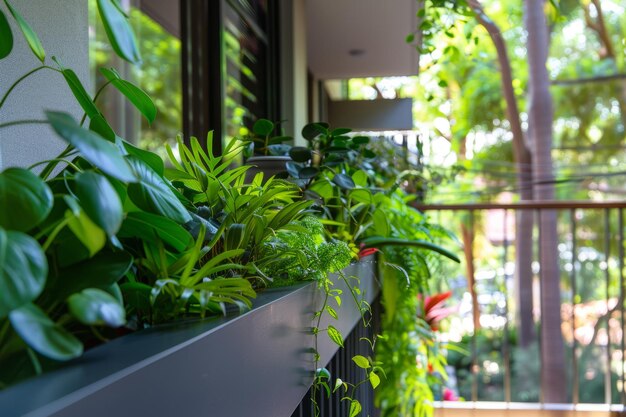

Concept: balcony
[[418, 201, 626, 417]]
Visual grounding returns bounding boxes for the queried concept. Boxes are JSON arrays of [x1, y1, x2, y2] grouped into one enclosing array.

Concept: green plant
[[245, 118, 293, 156], [0, 0, 261, 388]]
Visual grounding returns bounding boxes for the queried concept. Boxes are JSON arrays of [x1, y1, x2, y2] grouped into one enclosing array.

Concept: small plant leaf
[[65, 207, 107, 257], [0, 229, 47, 318], [74, 171, 123, 237], [60, 68, 100, 118], [352, 355, 371, 369], [0, 9, 13, 59], [327, 325, 343, 347], [349, 399, 362, 417], [289, 146, 312, 162], [298, 167, 319, 179], [315, 367, 331, 380], [0, 167, 53, 232], [9, 303, 83, 361], [301, 123, 326, 141], [96, 0, 141, 63], [332, 173, 355, 190], [252, 118, 274, 136], [333, 378, 344, 393], [67, 288, 126, 327], [4, 0, 45, 62], [46, 111, 136, 182], [370, 371, 381, 389], [325, 305, 338, 320], [100, 68, 156, 123]]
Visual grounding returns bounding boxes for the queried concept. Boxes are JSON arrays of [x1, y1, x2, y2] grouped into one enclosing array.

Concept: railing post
[[571, 208, 579, 405]]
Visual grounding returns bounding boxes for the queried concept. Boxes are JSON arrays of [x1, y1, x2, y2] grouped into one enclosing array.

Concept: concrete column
[[280, 0, 308, 146], [0, 0, 89, 169]]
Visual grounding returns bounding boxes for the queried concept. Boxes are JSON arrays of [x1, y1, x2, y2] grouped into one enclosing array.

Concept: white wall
[[280, 0, 308, 146], [0, 0, 89, 169]]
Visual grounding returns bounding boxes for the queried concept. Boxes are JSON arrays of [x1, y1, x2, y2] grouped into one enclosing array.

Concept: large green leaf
[[60, 68, 100, 118], [0, 167, 53, 231], [66, 208, 106, 257], [67, 288, 125, 327], [48, 250, 133, 299], [0, 229, 47, 318], [9, 303, 82, 361], [46, 111, 136, 182], [74, 171, 123, 237], [89, 114, 116, 141], [96, 0, 140, 63], [119, 138, 164, 175], [119, 211, 193, 252], [100, 68, 156, 123], [4, 0, 45, 62], [0, 9, 13, 59], [359, 236, 460, 263], [127, 157, 192, 224]]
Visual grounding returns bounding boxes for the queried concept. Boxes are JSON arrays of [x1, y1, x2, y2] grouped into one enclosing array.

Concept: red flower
[[358, 247, 379, 259], [420, 291, 455, 331], [443, 388, 458, 401]]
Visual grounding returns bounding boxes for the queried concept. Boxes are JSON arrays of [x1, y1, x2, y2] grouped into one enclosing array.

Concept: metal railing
[[417, 201, 626, 415]]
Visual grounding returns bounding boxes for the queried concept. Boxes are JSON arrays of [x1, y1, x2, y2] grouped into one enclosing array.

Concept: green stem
[[79, 79, 113, 126], [29, 158, 81, 173], [42, 218, 71, 251], [0, 319, 10, 352], [0, 119, 49, 130], [39, 144, 73, 180], [90, 326, 109, 343], [26, 348, 42, 375], [0, 66, 52, 111]]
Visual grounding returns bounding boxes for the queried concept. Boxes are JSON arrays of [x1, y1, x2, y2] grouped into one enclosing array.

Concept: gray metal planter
[[0, 260, 378, 417]]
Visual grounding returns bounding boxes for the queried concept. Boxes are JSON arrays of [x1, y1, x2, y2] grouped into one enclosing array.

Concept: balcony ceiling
[[305, 0, 419, 80]]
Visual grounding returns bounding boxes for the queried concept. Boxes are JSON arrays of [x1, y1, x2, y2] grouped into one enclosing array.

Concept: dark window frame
[[181, 0, 280, 155]]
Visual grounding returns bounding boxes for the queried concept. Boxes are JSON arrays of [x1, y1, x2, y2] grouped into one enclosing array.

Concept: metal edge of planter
[[0, 258, 379, 417]]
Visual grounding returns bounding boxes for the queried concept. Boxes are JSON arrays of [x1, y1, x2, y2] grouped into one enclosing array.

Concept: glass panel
[[229, 0, 268, 31], [89, 0, 182, 157], [223, 2, 268, 138]]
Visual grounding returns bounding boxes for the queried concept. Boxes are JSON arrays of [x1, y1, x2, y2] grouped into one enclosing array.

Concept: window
[[89, 0, 182, 157]]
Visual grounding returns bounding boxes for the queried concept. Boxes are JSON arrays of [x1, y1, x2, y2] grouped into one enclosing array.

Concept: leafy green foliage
[[0, 168, 52, 232], [74, 171, 123, 237], [0, 229, 47, 318], [3, 0, 45, 62], [100, 67, 156, 123], [259, 216, 353, 285], [246, 118, 294, 156], [95, 0, 141, 63], [67, 288, 126, 327], [0, 9, 13, 59], [9, 303, 82, 361]]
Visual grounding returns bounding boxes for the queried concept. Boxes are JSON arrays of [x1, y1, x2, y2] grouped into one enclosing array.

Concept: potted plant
[[243, 118, 294, 181]]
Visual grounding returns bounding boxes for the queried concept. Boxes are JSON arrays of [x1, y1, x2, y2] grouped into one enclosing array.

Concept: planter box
[[0, 259, 378, 417]]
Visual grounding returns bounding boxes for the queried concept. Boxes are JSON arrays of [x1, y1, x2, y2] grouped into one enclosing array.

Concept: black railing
[[291, 296, 381, 417], [417, 201, 626, 410]]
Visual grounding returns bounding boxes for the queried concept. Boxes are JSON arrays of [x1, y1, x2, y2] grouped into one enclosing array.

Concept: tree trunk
[[524, 0, 567, 403], [467, 0, 535, 346], [461, 223, 480, 332], [583, 0, 626, 129]]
